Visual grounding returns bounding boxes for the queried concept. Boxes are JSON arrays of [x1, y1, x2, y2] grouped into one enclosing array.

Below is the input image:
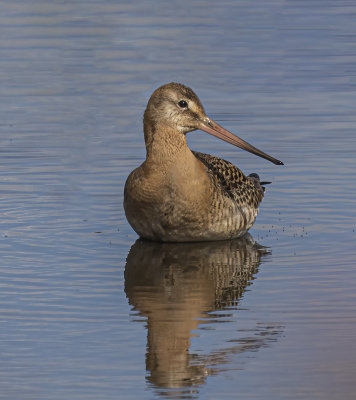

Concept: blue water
[[0, 1, 355, 399]]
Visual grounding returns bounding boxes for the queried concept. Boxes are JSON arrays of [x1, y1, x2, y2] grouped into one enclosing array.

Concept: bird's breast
[[124, 155, 213, 240]]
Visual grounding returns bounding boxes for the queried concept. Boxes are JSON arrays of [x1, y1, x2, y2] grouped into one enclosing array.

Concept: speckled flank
[[193, 151, 264, 240]]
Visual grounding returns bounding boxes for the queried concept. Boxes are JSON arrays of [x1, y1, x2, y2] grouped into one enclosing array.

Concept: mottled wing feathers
[[192, 151, 264, 208]]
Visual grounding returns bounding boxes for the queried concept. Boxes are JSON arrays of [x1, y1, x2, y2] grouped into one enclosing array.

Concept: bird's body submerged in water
[[124, 83, 283, 242]]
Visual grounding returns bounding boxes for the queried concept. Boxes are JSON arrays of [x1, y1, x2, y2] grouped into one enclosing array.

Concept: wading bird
[[124, 83, 283, 242]]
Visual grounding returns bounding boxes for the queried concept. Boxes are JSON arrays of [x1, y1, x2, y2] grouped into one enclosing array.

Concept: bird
[[124, 83, 283, 242]]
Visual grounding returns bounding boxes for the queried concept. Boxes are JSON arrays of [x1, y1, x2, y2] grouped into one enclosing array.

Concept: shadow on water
[[124, 234, 283, 399]]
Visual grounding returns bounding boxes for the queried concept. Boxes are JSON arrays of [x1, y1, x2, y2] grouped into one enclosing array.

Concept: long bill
[[199, 117, 284, 165]]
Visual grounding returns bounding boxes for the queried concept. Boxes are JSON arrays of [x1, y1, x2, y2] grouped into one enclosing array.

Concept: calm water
[[0, 1, 355, 399]]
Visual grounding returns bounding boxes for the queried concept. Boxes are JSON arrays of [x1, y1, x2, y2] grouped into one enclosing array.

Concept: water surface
[[0, 1, 355, 399]]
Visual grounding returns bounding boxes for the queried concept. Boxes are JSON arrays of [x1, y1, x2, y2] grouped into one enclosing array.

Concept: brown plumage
[[124, 83, 283, 242]]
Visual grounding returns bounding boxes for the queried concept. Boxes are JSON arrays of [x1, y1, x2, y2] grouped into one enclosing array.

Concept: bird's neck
[[144, 121, 189, 164]]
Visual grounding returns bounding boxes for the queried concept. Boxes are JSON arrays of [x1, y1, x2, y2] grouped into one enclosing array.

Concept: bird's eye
[[178, 100, 188, 108]]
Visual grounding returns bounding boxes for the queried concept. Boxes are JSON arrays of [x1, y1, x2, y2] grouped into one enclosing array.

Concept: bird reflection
[[124, 234, 281, 395]]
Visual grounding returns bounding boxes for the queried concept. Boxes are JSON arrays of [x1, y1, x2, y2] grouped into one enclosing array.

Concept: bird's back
[[192, 151, 265, 207]]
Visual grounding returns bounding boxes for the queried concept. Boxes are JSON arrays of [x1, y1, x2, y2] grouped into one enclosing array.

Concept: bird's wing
[[192, 151, 265, 208]]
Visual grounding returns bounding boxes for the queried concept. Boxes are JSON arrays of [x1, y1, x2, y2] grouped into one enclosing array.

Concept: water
[[0, 1, 355, 399]]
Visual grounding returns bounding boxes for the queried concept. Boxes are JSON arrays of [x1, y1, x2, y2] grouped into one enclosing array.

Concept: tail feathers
[[248, 173, 272, 192]]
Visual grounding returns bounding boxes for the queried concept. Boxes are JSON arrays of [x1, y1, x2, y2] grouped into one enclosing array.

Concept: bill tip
[[271, 159, 284, 165]]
